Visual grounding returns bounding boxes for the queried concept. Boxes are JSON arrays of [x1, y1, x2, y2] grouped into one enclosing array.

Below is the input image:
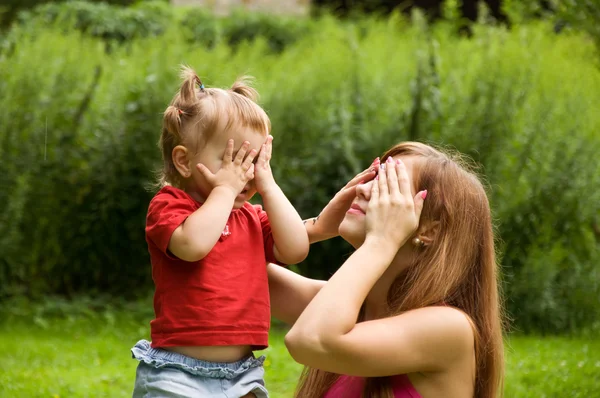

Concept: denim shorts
[[131, 340, 268, 398]]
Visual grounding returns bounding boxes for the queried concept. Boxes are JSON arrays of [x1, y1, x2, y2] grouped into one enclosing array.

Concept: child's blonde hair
[[158, 66, 271, 188]]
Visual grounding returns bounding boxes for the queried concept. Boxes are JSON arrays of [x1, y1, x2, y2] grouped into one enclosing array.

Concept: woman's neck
[[364, 250, 412, 321]]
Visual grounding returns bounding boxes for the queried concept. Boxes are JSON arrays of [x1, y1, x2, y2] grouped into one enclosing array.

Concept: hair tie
[[177, 108, 184, 115], [195, 76, 205, 92]]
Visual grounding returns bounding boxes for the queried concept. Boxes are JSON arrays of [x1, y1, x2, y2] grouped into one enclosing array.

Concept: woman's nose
[[356, 180, 372, 200]]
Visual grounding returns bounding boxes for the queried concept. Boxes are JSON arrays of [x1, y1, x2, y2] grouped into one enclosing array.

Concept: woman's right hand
[[306, 159, 379, 243], [365, 157, 426, 249]]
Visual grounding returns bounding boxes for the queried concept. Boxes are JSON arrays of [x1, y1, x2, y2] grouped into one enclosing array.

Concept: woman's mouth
[[347, 203, 365, 215]]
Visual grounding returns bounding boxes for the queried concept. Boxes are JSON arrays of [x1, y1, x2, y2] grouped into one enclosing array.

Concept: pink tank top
[[324, 374, 422, 398]]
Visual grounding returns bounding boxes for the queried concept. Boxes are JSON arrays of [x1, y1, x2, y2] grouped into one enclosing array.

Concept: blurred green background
[[0, 0, 599, 396]]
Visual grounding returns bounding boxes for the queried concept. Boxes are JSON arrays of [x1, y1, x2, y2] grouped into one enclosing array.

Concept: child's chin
[[232, 200, 245, 210]]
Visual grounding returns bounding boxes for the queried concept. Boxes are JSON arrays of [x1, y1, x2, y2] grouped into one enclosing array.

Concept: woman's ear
[[172, 145, 191, 179], [417, 221, 440, 246]]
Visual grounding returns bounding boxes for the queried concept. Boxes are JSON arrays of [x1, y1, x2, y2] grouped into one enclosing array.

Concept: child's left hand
[[254, 135, 277, 196]]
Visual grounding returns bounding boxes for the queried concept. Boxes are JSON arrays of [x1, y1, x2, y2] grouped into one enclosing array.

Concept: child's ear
[[416, 221, 440, 246], [172, 145, 191, 178]]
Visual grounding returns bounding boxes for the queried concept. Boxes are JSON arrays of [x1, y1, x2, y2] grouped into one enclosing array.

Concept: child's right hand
[[196, 139, 257, 196]]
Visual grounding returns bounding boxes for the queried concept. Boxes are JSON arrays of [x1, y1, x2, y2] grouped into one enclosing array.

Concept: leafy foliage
[[0, 11, 599, 332]]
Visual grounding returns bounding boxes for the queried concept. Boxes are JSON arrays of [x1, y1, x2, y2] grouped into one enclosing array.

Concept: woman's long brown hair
[[295, 142, 504, 398]]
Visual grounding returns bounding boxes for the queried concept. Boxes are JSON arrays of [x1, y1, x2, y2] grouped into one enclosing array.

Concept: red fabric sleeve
[[253, 204, 286, 266], [146, 188, 197, 259]]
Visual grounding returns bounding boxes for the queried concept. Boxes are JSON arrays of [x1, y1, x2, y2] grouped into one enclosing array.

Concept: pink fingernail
[[386, 157, 393, 163], [396, 159, 401, 164], [421, 190, 428, 199]]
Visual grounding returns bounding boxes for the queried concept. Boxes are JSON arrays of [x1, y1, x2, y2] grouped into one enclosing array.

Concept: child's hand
[[196, 139, 257, 196], [254, 135, 278, 196]]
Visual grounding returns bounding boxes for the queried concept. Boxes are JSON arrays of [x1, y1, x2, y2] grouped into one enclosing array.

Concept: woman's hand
[[365, 157, 427, 249], [306, 159, 379, 243]]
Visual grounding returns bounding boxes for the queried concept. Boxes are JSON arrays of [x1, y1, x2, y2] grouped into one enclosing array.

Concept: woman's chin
[[339, 219, 365, 249]]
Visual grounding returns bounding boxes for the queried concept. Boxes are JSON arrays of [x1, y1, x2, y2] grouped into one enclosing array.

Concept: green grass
[[0, 316, 599, 397]]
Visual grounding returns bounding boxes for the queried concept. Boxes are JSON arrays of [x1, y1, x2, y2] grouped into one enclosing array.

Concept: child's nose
[[356, 180, 372, 200]]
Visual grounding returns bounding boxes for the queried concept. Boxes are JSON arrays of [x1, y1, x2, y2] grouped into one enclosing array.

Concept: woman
[[268, 142, 504, 398]]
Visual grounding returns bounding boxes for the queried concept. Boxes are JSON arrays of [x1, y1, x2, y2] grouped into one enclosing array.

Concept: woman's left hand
[[366, 157, 427, 248]]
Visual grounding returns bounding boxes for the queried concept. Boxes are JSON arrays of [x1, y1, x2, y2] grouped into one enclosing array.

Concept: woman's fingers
[[370, 171, 380, 202], [377, 162, 389, 200], [414, 190, 428, 220], [396, 158, 412, 197], [338, 168, 377, 201], [350, 167, 377, 187], [386, 157, 400, 196]]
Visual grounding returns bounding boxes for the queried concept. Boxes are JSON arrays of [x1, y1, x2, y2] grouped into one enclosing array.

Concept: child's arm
[[255, 136, 309, 264], [169, 140, 257, 262]]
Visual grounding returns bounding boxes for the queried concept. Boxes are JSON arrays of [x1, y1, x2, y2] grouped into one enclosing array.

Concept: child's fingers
[[243, 149, 258, 169], [245, 164, 255, 180], [264, 135, 273, 161], [234, 141, 250, 165], [196, 163, 213, 180], [223, 139, 234, 162], [256, 139, 267, 164]]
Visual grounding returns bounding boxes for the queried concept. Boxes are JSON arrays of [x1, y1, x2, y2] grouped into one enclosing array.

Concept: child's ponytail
[[231, 77, 259, 102], [163, 105, 183, 139], [179, 65, 205, 102]]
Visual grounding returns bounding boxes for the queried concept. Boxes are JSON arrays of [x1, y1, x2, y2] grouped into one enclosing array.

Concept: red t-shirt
[[145, 186, 280, 349]]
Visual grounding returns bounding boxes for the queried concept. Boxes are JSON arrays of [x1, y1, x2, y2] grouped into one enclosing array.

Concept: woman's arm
[[285, 158, 473, 376], [305, 163, 378, 244], [284, 245, 473, 376], [267, 163, 377, 321], [268, 263, 325, 325]]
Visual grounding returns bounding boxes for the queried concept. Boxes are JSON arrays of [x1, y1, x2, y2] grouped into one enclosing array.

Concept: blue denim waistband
[[131, 339, 265, 380]]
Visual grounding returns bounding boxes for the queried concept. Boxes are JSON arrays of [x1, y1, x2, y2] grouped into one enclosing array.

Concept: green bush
[[0, 0, 138, 30], [1, 15, 599, 333], [11, 1, 311, 53]]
